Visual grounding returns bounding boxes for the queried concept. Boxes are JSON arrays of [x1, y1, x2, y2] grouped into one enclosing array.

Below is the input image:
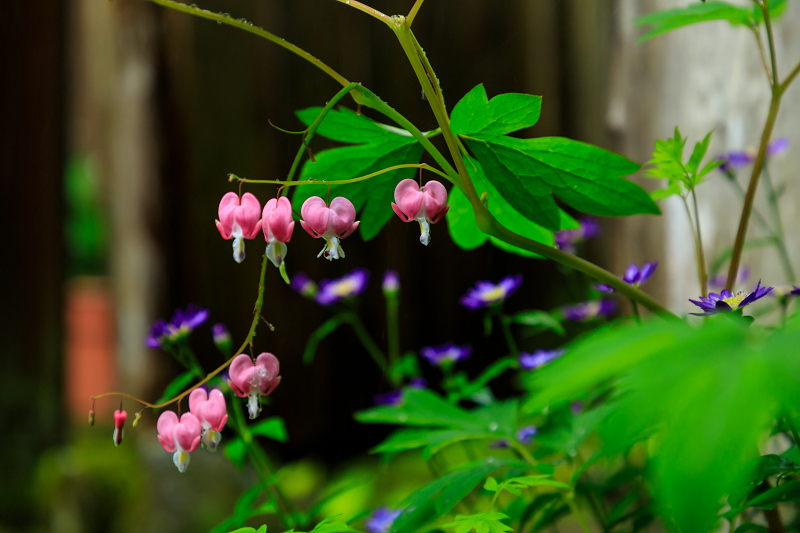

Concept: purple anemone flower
[[366, 507, 402, 533], [382, 270, 400, 295], [519, 349, 565, 370], [593, 261, 658, 294], [516, 425, 538, 444], [767, 137, 789, 157], [555, 218, 601, 253], [709, 267, 750, 290], [146, 304, 209, 348], [315, 269, 369, 306], [373, 378, 426, 406], [689, 279, 773, 316], [716, 151, 755, 173], [460, 275, 522, 310], [420, 343, 472, 366], [290, 272, 318, 299], [561, 299, 617, 322]]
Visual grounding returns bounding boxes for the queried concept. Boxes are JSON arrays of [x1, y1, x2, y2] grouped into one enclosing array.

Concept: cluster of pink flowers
[[215, 179, 449, 265], [110, 352, 281, 473]]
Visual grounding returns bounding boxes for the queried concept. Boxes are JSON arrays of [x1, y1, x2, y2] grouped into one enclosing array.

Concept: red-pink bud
[[113, 410, 127, 446], [262, 197, 295, 268]]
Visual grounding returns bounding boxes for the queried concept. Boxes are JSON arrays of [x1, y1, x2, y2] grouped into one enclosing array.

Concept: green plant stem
[[385, 293, 401, 373], [762, 166, 795, 283], [92, 251, 271, 410], [724, 174, 774, 234], [690, 188, 709, 297], [230, 396, 297, 528], [680, 194, 706, 297], [586, 491, 609, 533], [497, 310, 519, 357], [785, 416, 800, 451], [761, 1, 779, 82], [630, 299, 642, 324], [751, 25, 773, 84], [345, 313, 394, 384], [236, 163, 451, 187], [407, 0, 426, 26], [562, 494, 593, 533], [335, 0, 393, 26]]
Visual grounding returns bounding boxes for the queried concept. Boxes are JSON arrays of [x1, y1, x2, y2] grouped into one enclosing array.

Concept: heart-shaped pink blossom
[[216, 192, 263, 263], [157, 411, 201, 454], [391, 179, 449, 245], [300, 197, 359, 260], [228, 353, 281, 419], [262, 197, 295, 243], [189, 388, 228, 432]]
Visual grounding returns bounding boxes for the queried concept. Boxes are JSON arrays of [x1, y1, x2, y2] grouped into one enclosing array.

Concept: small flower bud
[[88, 409, 96, 426], [132, 411, 142, 428], [382, 270, 400, 296], [212, 323, 233, 354], [113, 410, 127, 447]]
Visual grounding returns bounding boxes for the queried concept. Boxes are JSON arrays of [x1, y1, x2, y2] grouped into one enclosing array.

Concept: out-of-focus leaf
[[442, 512, 513, 533], [155, 371, 195, 405], [637, 2, 753, 42], [304, 314, 349, 364], [733, 524, 769, 533], [250, 417, 288, 443], [508, 311, 564, 335], [211, 484, 275, 533], [224, 437, 247, 469]]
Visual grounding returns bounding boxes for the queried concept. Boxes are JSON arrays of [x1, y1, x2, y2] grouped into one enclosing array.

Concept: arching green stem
[[233, 163, 452, 187]]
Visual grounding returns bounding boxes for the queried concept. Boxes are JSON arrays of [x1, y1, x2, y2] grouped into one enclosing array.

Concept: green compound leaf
[[637, 0, 789, 42], [450, 84, 542, 137], [451, 85, 656, 234], [293, 107, 424, 241], [443, 513, 513, 533], [250, 417, 288, 443]]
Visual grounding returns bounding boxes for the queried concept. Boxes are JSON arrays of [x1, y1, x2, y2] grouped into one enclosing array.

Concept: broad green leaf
[[687, 131, 713, 176], [155, 371, 195, 404], [637, 2, 754, 42], [356, 388, 479, 428], [446, 186, 488, 250], [250, 417, 288, 443], [227, 526, 267, 533], [293, 108, 424, 241], [738, 454, 800, 487], [211, 484, 275, 533], [449, 357, 519, 403], [371, 428, 497, 456], [533, 404, 613, 456], [451, 84, 542, 136], [389, 459, 530, 533], [733, 525, 769, 533], [744, 479, 800, 509], [224, 437, 247, 469]]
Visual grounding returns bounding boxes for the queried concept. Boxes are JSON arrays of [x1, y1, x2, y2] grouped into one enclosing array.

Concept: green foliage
[[214, 484, 276, 533], [507, 310, 564, 336], [65, 155, 108, 276], [229, 528, 267, 533], [451, 85, 656, 230], [645, 128, 722, 200], [522, 317, 800, 531], [637, 0, 789, 42], [483, 475, 570, 497], [285, 516, 361, 533], [154, 370, 196, 404], [224, 418, 288, 469], [292, 107, 424, 241], [442, 513, 512, 533], [303, 315, 349, 364]]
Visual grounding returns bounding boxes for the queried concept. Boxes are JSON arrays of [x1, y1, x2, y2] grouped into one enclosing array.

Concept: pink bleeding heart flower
[[189, 388, 228, 452], [300, 196, 359, 261], [391, 179, 449, 246], [228, 353, 281, 419], [262, 197, 295, 270], [157, 411, 202, 473], [113, 410, 127, 447], [216, 192, 263, 263]]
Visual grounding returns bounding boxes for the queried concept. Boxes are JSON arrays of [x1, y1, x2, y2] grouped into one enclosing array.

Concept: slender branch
[[92, 252, 271, 409], [385, 291, 401, 379], [334, 0, 393, 26], [725, 93, 782, 291], [344, 313, 393, 383], [762, 166, 795, 282], [407, 0, 426, 26], [751, 25, 773, 84], [760, 1, 780, 85], [234, 163, 451, 187], [145, 0, 351, 88], [679, 195, 706, 297], [690, 188, 709, 297], [497, 312, 519, 357], [781, 59, 800, 92]]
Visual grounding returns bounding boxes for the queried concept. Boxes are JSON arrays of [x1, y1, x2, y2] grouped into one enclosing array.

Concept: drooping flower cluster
[[460, 275, 523, 310], [593, 261, 658, 294], [216, 179, 450, 267], [228, 353, 282, 419], [689, 280, 773, 316]]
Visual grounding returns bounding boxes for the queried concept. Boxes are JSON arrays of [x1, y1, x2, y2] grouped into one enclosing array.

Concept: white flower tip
[[233, 237, 246, 263], [173, 450, 190, 473]]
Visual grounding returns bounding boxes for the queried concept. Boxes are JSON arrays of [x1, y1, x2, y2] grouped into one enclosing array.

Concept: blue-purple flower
[[516, 425, 538, 444], [146, 305, 209, 348], [290, 272, 318, 298], [315, 269, 369, 306], [420, 343, 472, 366], [767, 137, 789, 157], [460, 275, 522, 310], [366, 507, 402, 533], [555, 218, 601, 253], [689, 279, 773, 316], [382, 270, 400, 295], [212, 323, 232, 353], [519, 349, 565, 370], [717, 138, 789, 173], [561, 299, 616, 322], [593, 261, 658, 294], [709, 267, 750, 290], [771, 285, 800, 298], [373, 378, 427, 406]]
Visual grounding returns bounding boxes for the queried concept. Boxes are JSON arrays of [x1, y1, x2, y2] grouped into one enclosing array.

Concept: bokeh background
[[2, 0, 799, 531]]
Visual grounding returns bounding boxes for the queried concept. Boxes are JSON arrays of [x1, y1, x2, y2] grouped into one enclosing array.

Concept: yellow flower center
[[722, 291, 748, 309], [331, 279, 359, 297], [481, 286, 507, 302]]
